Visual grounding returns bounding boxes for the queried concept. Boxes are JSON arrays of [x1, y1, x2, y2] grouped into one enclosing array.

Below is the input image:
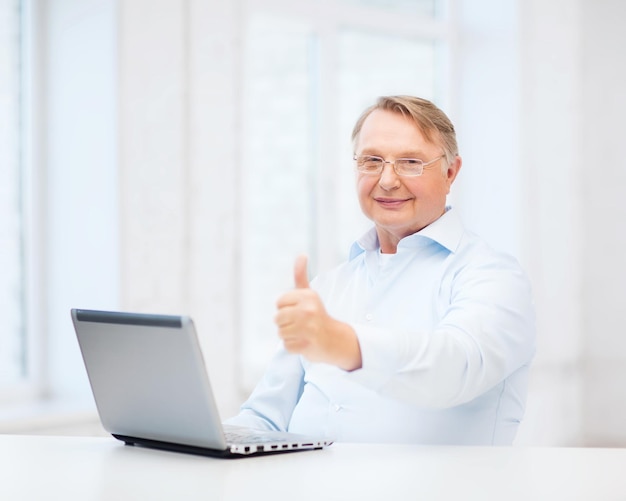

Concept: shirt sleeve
[[348, 254, 536, 409], [223, 345, 305, 431]]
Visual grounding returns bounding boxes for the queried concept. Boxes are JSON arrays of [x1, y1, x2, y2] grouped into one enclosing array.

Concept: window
[[1, 0, 119, 414], [239, 0, 449, 388], [0, 0, 27, 393]]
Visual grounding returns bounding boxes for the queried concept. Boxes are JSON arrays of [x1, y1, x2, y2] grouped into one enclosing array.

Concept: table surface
[[1, 434, 626, 500]]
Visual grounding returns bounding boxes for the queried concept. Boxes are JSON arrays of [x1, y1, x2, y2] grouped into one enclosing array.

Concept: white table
[[1, 434, 625, 500]]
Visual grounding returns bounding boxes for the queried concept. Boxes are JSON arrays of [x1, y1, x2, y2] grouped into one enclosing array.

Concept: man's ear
[[446, 155, 462, 187]]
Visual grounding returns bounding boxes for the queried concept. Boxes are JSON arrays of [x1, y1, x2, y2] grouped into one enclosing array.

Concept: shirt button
[[333, 404, 342, 412], [365, 313, 373, 322]]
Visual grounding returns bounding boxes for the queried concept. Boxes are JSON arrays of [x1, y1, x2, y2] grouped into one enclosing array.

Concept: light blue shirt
[[226, 208, 536, 445]]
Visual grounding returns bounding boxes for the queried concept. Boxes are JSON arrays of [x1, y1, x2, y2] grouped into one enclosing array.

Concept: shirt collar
[[349, 207, 464, 260]]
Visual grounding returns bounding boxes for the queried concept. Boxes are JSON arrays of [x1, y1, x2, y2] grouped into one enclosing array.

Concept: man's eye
[[358, 157, 381, 168], [400, 158, 421, 165]]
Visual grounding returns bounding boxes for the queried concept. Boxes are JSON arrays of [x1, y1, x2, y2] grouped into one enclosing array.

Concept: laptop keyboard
[[224, 430, 282, 445]]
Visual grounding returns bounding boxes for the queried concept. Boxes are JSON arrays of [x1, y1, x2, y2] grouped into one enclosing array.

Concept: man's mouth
[[374, 197, 410, 208]]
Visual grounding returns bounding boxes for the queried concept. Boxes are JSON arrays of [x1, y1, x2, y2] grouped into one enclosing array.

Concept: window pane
[[0, 0, 25, 385], [240, 13, 315, 387], [334, 29, 437, 256]]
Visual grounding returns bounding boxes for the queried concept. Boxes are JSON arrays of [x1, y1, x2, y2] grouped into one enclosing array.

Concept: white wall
[[579, 0, 626, 446], [516, 0, 586, 445]]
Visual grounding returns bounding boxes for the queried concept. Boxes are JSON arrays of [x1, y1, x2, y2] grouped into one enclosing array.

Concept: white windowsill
[[0, 398, 106, 436]]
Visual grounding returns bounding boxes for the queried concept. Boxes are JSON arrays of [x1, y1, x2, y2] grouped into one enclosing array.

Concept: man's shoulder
[[450, 230, 531, 290]]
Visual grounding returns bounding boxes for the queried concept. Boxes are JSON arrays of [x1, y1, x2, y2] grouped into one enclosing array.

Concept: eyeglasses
[[353, 154, 445, 177]]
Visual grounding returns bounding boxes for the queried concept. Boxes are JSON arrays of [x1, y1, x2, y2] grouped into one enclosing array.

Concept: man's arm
[[348, 257, 536, 408], [274, 253, 535, 410], [224, 346, 305, 431]]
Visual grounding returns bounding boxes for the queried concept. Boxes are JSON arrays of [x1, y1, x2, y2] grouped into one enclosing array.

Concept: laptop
[[71, 308, 333, 458]]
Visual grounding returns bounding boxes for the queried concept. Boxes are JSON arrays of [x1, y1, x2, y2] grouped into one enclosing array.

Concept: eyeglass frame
[[353, 154, 446, 177]]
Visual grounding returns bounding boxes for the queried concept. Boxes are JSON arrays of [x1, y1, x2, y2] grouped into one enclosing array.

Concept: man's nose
[[378, 162, 401, 190]]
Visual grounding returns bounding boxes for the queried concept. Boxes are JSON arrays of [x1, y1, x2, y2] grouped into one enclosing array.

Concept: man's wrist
[[329, 319, 362, 371]]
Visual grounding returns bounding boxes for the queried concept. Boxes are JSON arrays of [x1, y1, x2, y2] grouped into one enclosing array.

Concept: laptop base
[[113, 434, 321, 459]]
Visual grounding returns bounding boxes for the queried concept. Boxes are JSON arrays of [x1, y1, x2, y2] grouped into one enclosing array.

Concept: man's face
[[354, 109, 461, 247]]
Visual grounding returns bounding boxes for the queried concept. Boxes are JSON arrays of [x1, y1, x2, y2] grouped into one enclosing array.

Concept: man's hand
[[274, 255, 362, 371]]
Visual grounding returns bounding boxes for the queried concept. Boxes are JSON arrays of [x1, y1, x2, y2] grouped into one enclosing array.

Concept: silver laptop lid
[[71, 309, 228, 451]]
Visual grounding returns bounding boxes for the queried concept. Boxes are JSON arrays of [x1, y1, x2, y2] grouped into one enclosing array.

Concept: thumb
[[293, 254, 310, 289]]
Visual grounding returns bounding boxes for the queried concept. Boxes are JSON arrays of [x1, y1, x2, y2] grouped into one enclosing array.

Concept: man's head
[[352, 95, 459, 172], [352, 96, 462, 251]]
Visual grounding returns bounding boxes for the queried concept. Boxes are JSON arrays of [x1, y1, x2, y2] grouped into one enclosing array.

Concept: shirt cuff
[[346, 322, 403, 389]]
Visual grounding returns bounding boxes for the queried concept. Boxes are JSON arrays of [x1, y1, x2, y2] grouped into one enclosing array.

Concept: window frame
[[238, 0, 455, 388], [0, 0, 45, 405]]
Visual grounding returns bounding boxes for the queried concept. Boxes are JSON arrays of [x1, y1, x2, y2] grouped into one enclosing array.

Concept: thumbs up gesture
[[293, 254, 310, 289], [274, 255, 362, 371]]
